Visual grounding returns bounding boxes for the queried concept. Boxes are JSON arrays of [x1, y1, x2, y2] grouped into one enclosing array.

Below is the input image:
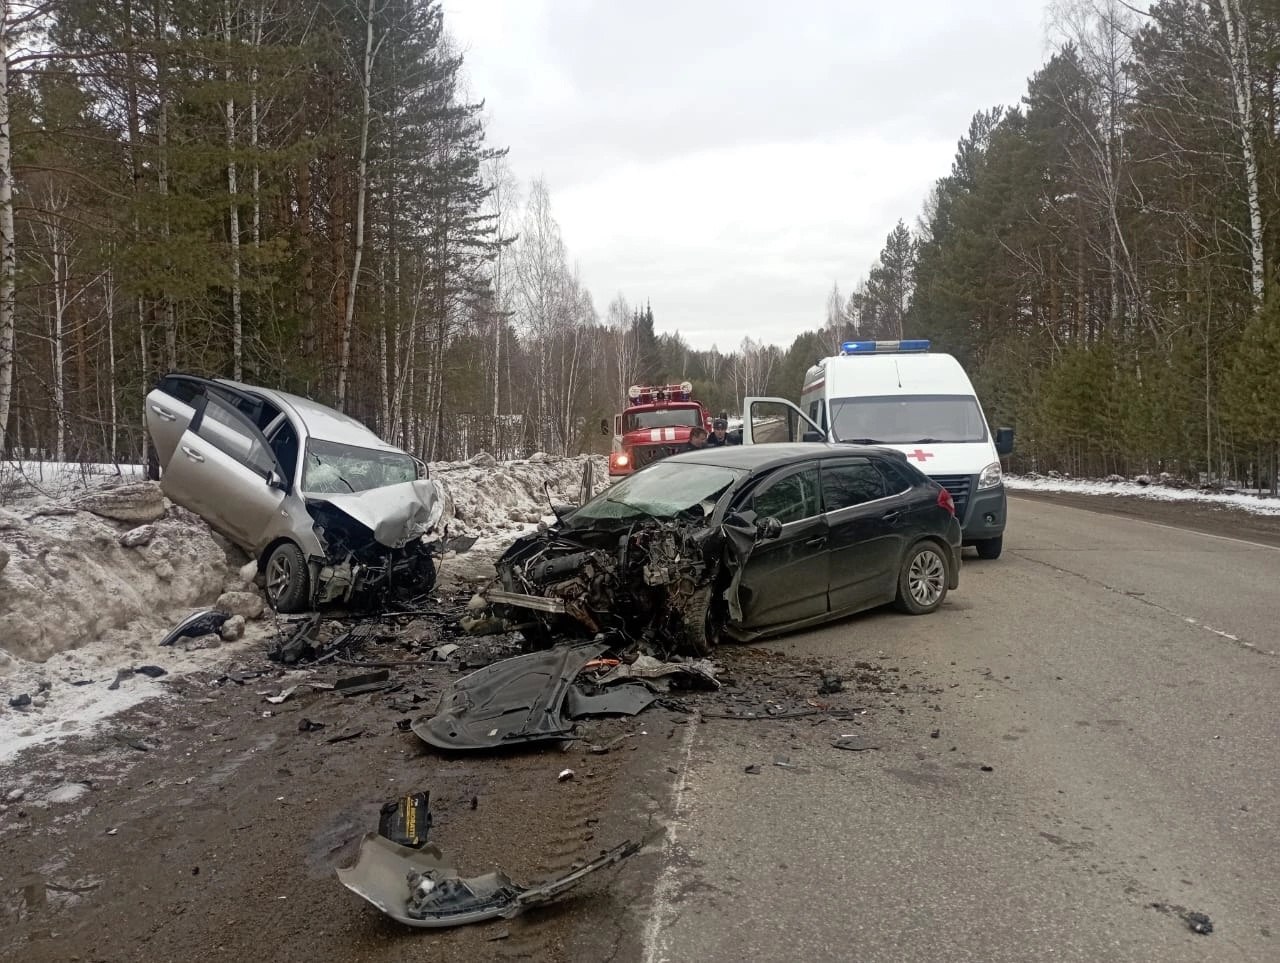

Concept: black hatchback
[[485, 443, 962, 653]]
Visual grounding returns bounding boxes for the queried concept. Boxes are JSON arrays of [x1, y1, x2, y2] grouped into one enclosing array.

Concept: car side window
[[876, 459, 915, 495], [158, 375, 205, 407], [752, 466, 821, 524], [822, 459, 888, 512], [199, 395, 277, 477]]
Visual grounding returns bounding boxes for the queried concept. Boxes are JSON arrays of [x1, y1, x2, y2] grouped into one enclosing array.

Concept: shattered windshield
[[625, 408, 703, 431], [829, 394, 988, 444], [303, 439, 418, 494], [572, 463, 744, 523]]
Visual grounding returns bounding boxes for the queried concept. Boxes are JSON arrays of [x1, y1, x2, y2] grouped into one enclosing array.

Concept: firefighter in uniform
[[706, 417, 738, 447]]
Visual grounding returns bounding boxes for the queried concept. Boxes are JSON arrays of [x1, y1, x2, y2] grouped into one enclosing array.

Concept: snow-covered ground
[[1007, 474, 1280, 517], [0, 451, 611, 765]]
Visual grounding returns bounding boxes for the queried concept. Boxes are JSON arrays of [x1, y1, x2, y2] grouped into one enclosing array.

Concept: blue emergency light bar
[[840, 339, 931, 355]]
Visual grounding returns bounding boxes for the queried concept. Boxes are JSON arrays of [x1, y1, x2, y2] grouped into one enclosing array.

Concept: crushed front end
[[481, 518, 723, 656], [307, 479, 446, 608]]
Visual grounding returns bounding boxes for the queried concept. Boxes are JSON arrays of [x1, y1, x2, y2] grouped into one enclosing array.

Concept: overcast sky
[[442, 0, 1051, 352]]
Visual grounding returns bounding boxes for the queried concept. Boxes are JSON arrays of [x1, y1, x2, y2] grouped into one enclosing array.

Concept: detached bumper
[[961, 484, 1007, 543]]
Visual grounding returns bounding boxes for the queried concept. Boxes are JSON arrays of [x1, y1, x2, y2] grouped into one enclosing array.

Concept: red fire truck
[[607, 382, 713, 476]]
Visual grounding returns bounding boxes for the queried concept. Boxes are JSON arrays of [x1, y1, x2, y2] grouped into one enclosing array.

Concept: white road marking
[[641, 718, 699, 963]]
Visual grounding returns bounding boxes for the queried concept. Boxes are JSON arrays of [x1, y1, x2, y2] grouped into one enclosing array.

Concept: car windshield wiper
[[910, 438, 946, 444], [312, 456, 356, 493], [842, 437, 882, 445]]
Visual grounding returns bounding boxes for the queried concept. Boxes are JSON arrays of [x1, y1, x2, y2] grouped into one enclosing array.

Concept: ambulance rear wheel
[[975, 536, 1003, 560]]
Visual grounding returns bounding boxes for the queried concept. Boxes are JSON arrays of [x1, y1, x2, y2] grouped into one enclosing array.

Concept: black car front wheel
[[675, 585, 719, 657], [265, 541, 310, 613], [894, 541, 949, 615]]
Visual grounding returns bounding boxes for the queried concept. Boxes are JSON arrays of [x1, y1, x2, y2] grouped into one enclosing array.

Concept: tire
[[975, 536, 1003, 560], [676, 585, 719, 657], [264, 541, 310, 613], [894, 541, 949, 615]]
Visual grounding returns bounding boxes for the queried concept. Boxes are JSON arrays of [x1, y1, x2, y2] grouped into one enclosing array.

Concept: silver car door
[[161, 393, 287, 551], [144, 374, 217, 467]]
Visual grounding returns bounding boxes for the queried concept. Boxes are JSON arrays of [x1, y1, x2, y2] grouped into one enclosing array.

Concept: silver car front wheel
[[264, 541, 310, 613]]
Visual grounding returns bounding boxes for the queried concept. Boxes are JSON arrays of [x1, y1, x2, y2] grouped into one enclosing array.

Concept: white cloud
[[443, 0, 1050, 350]]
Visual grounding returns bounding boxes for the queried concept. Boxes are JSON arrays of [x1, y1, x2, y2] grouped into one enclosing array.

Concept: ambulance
[[741, 339, 1013, 559]]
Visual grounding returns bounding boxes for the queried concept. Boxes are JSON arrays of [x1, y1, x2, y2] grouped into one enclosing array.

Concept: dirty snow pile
[[0, 478, 265, 763], [431, 452, 612, 549], [1007, 473, 1280, 517]]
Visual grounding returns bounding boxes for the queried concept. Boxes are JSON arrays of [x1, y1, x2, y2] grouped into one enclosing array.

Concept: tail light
[[937, 486, 955, 516]]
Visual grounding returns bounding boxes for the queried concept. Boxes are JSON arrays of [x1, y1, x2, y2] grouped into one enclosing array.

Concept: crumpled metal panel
[[309, 478, 444, 548]]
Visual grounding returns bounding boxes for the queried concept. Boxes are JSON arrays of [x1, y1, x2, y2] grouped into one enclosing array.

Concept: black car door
[[732, 463, 829, 628], [823, 456, 910, 613]]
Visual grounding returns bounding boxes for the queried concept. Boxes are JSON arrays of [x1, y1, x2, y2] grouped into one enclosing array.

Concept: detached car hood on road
[[307, 479, 444, 549]]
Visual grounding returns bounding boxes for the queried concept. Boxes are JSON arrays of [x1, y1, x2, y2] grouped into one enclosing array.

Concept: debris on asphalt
[[297, 718, 326, 733], [980, 764, 994, 772], [564, 682, 656, 719], [159, 609, 231, 647], [107, 668, 132, 691], [337, 832, 641, 929], [595, 655, 721, 691], [831, 736, 880, 752], [413, 641, 607, 751], [817, 671, 844, 695], [5, 788, 24, 803], [8, 693, 32, 710], [134, 665, 168, 679], [557, 768, 575, 782], [265, 686, 299, 705], [1150, 902, 1214, 935], [325, 728, 365, 744], [377, 791, 432, 849], [930, 728, 940, 738], [744, 764, 762, 774]]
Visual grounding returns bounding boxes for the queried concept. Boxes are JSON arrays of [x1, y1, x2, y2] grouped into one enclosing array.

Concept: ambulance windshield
[[829, 395, 988, 444]]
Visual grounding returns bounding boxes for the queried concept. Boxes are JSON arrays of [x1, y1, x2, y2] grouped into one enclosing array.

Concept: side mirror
[[599, 418, 610, 436], [756, 517, 783, 541], [267, 470, 286, 491], [802, 429, 825, 443], [995, 427, 1015, 456]]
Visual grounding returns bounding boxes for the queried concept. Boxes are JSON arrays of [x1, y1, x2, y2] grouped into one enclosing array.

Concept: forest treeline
[[1, 0, 1278, 486]]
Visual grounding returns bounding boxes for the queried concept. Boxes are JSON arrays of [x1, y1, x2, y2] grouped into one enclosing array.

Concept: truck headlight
[[978, 462, 1002, 490]]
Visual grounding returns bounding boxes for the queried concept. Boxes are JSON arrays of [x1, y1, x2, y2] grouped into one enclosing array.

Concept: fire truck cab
[[607, 382, 712, 476]]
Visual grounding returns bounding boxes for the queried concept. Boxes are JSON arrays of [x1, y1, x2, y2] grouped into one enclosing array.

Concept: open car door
[[741, 397, 827, 445], [161, 392, 288, 550]]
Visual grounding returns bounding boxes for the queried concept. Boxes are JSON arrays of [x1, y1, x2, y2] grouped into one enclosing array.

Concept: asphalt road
[[642, 495, 1280, 962]]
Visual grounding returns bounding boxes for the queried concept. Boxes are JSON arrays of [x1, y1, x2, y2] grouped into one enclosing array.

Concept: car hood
[[308, 478, 444, 548]]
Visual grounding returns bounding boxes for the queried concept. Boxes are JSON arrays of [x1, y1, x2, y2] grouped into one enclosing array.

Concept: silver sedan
[[144, 373, 444, 612]]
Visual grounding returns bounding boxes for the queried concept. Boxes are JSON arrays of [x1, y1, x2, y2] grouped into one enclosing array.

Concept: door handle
[[882, 511, 902, 525], [180, 444, 205, 463], [150, 404, 177, 422], [805, 536, 827, 549]]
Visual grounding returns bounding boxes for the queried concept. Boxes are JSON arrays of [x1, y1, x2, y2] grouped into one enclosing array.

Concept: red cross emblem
[[909, 449, 934, 463]]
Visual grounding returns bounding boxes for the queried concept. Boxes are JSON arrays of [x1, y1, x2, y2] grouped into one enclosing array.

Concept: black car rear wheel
[[894, 541, 949, 615], [265, 541, 310, 613]]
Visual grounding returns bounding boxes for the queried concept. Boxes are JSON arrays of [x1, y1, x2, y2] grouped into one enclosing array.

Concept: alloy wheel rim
[[909, 550, 945, 606], [267, 553, 292, 602]]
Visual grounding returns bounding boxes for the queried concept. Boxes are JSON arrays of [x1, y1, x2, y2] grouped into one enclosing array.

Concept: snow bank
[[431, 452, 611, 538], [0, 453, 612, 764], [1007, 474, 1280, 517]]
